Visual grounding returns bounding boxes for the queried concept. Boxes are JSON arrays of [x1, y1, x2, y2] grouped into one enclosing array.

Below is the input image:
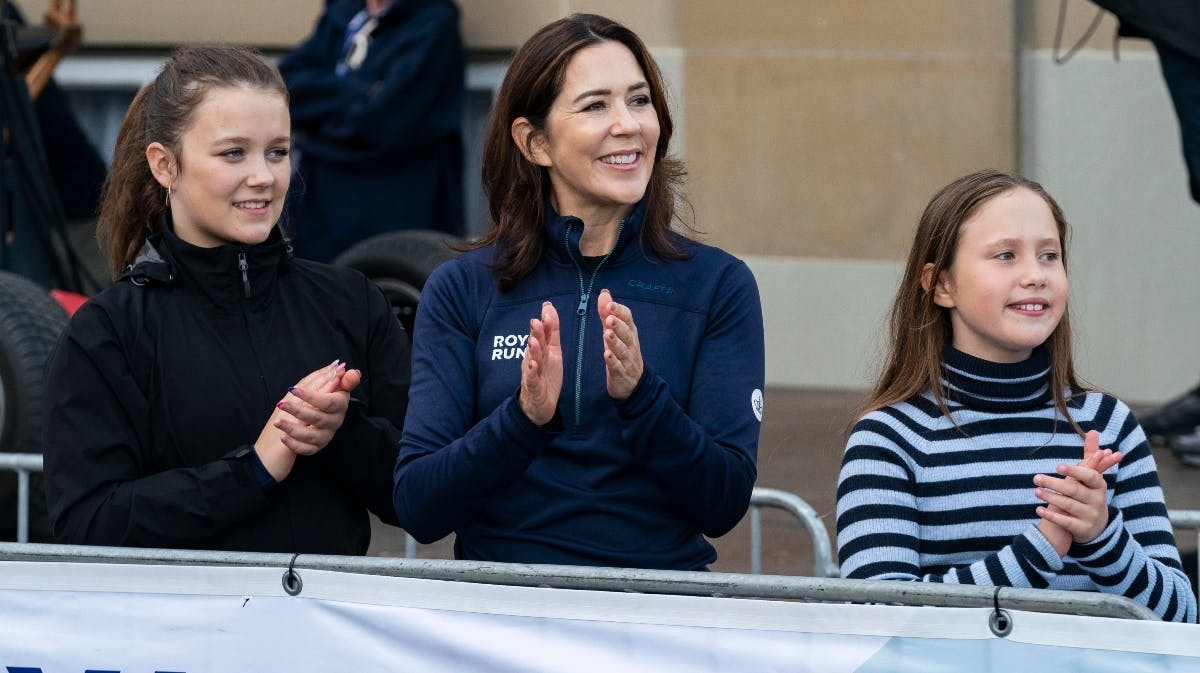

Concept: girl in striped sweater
[[836, 169, 1196, 622]]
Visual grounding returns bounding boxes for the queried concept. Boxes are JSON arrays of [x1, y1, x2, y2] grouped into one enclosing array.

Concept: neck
[[552, 199, 631, 256], [366, 0, 394, 16], [577, 219, 622, 256]]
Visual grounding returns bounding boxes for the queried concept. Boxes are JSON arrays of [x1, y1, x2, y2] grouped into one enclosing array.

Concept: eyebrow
[[571, 81, 649, 104], [988, 237, 1061, 248], [214, 136, 291, 145]]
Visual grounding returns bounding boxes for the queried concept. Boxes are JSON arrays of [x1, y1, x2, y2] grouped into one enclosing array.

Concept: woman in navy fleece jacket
[[393, 14, 765, 569]]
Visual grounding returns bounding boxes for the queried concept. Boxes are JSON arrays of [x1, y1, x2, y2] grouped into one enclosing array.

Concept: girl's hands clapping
[[519, 301, 563, 425], [597, 289, 643, 400], [1035, 430, 1122, 556], [255, 360, 361, 481]]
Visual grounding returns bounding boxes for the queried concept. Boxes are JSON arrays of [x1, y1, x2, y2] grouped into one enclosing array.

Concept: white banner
[[0, 561, 1195, 672]]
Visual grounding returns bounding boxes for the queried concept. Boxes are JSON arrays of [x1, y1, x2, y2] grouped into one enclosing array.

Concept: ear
[[921, 263, 956, 308], [146, 142, 177, 189], [511, 117, 551, 167]]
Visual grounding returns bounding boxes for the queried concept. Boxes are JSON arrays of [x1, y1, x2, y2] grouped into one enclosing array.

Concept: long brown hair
[[861, 169, 1084, 430], [96, 45, 288, 279], [477, 13, 690, 291]]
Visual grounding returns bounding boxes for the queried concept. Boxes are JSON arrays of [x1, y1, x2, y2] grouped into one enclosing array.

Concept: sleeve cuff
[[224, 445, 279, 494], [614, 363, 660, 418], [1068, 506, 1123, 561], [1022, 525, 1066, 573], [247, 450, 280, 493]]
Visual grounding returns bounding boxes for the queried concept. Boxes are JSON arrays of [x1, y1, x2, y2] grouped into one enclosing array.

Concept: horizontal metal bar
[[0, 542, 1156, 621], [1168, 510, 1200, 528], [0, 454, 42, 471]]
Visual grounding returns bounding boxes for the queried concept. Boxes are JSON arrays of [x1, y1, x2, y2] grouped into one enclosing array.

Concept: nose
[[1020, 258, 1047, 287], [609, 102, 640, 136], [245, 156, 275, 188]]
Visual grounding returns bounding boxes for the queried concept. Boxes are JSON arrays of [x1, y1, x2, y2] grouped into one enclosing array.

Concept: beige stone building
[[30, 0, 1200, 401]]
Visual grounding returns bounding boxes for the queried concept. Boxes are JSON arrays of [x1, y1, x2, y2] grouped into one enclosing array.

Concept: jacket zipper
[[563, 217, 625, 426], [237, 252, 251, 299]]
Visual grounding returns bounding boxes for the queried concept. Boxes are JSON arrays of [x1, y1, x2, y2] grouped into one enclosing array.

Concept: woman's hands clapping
[[515, 290, 644, 425]]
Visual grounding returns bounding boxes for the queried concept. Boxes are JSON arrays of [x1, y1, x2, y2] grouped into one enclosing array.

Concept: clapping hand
[[597, 289, 643, 400], [518, 301, 563, 425], [1035, 430, 1123, 556]]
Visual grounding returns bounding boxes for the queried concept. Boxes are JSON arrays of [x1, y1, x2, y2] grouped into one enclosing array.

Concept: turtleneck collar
[[151, 214, 292, 311], [544, 199, 646, 266], [941, 346, 1053, 412]]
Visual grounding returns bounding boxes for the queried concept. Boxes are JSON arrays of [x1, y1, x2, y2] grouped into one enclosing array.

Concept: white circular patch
[[751, 388, 764, 422]]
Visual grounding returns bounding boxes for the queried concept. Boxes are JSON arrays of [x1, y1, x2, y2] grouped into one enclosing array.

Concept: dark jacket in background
[[1092, 0, 1200, 202], [42, 222, 410, 553], [279, 0, 465, 261]]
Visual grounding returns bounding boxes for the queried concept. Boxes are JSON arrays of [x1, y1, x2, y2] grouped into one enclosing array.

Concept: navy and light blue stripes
[[837, 347, 1197, 622]]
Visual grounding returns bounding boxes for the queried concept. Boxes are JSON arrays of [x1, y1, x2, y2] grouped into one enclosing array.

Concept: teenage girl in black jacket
[[42, 45, 409, 554]]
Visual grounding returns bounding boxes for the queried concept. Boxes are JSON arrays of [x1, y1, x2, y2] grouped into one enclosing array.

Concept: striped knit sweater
[[837, 347, 1197, 623]]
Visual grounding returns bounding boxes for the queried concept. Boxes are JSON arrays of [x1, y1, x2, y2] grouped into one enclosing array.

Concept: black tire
[[332, 229, 463, 337], [0, 271, 68, 541]]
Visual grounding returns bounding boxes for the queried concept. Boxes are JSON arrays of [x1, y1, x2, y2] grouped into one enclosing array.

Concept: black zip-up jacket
[[42, 223, 409, 554]]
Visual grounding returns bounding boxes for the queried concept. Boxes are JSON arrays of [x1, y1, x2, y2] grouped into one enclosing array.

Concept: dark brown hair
[[477, 13, 690, 290], [861, 169, 1084, 431], [96, 44, 288, 278]]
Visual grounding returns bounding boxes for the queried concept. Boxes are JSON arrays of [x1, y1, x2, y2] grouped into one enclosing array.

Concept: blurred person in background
[[279, 0, 465, 262]]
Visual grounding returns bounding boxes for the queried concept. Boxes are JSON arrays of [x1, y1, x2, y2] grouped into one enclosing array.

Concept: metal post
[[750, 506, 762, 575], [16, 469, 28, 543]]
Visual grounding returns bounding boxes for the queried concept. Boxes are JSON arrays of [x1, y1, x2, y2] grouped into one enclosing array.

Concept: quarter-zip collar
[[543, 199, 647, 266], [122, 214, 293, 312]]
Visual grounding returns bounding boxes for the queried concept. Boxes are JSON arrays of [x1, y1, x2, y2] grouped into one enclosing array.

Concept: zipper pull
[[576, 292, 589, 316], [237, 252, 251, 298]]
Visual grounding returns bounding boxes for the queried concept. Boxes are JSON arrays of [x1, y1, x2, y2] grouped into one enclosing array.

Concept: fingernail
[[543, 301, 551, 307], [287, 386, 296, 393], [276, 401, 285, 408], [330, 358, 341, 368]]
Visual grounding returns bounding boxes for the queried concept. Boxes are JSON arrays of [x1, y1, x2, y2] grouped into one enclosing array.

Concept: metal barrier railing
[[1168, 509, 1200, 585], [0, 542, 1158, 620], [0, 452, 1189, 586], [748, 486, 838, 577], [0, 453, 42, 543]]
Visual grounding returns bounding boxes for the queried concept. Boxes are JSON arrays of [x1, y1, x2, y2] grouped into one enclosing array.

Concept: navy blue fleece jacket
[[394, 204, 764, 569]]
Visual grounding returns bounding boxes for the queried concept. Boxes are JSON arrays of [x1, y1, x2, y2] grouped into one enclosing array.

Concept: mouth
[[234, 200, 270, 211], [599, 152, 640, 167], [1009, 302, 1048, 313]]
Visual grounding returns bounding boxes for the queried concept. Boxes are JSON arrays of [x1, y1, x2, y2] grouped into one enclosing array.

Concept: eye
[[630, 94, 652, 107], [1040, 250, 1060, 262], [268, 147, 291, 160], [581, 100, 606, 112], [994, 251, 1015, 261], [221, 148, 244, 160]]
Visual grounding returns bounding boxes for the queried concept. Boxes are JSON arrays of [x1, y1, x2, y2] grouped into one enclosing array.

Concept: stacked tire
[[332, 229, 463, 338], [0, 271, 68, 541]]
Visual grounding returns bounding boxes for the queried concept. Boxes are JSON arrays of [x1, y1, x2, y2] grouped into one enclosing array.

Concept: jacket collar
[[543, 199, 647, 266], [121, 215, 293, 309]]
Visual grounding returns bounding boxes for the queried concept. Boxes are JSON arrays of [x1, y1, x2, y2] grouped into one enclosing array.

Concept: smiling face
[[151, 84, 291, 248], [527, 40, 660, 223], [930, 187, 1068, 363]]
